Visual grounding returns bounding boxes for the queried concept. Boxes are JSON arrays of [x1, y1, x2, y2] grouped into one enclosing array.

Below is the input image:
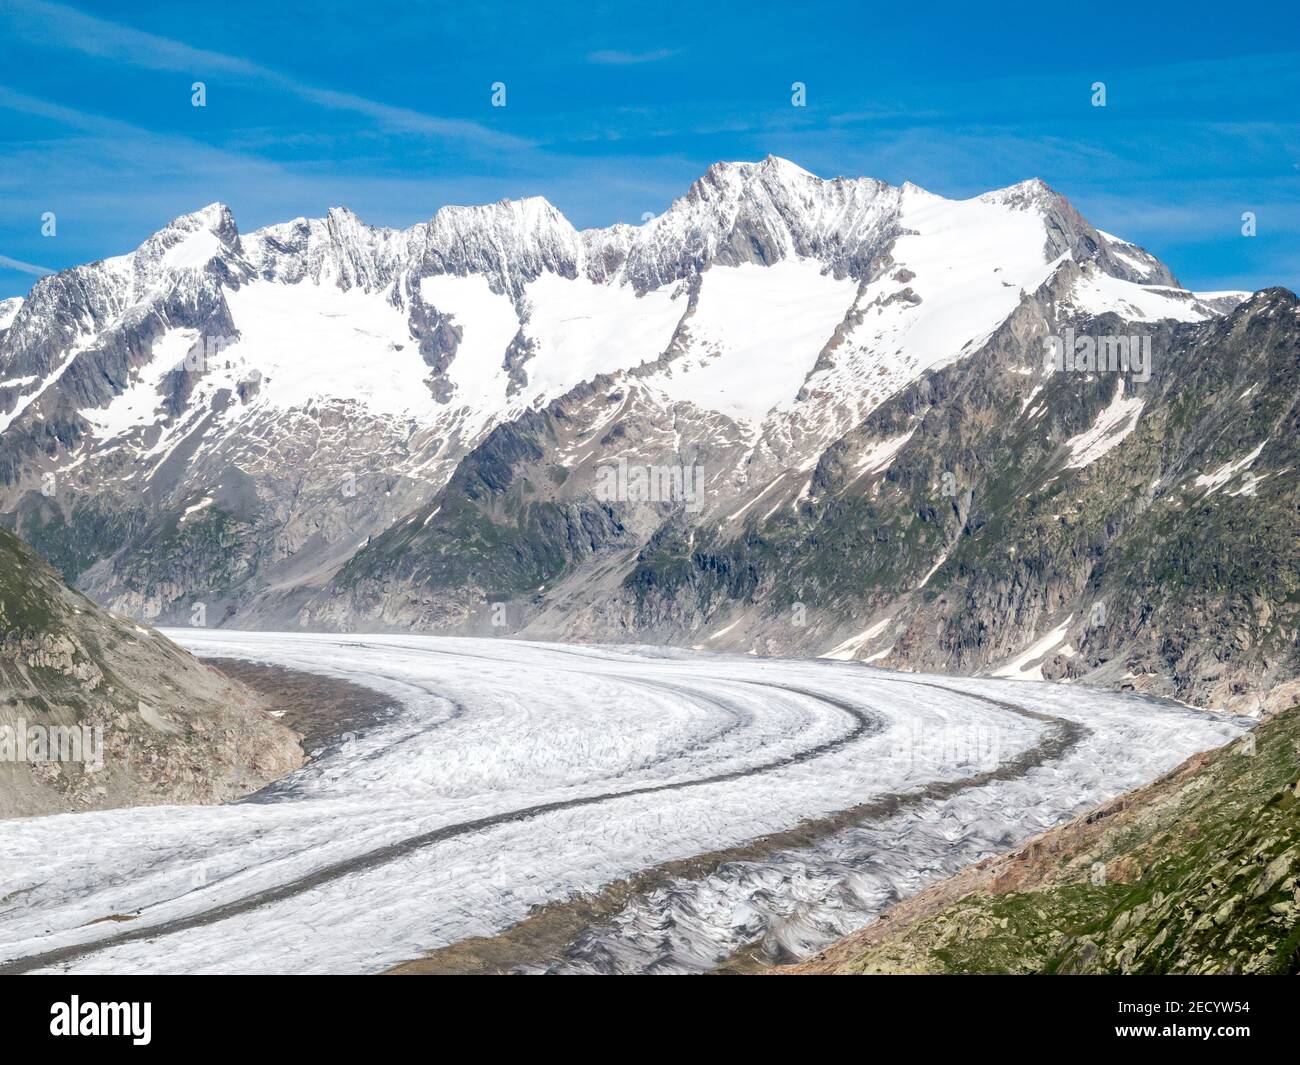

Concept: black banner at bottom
[[0, 974, 1282, 1051]]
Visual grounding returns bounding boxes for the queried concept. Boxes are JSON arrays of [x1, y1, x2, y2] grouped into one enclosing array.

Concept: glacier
[[0, 632, 1248, 974]]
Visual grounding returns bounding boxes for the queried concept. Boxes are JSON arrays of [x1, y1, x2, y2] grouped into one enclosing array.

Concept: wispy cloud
[[0, 254, 53, 276], [3, 0, 533, 151], [0, 84, 158, 137], [587, 48, 679, 66], [0, 85, 507, 229]]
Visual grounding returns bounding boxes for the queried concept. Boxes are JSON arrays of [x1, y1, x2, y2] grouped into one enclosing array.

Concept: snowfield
[[0, 633, 1247, 975]]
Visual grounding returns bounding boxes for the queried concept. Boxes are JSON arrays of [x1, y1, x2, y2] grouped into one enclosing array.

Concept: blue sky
[[2, 0, 1298, 298]]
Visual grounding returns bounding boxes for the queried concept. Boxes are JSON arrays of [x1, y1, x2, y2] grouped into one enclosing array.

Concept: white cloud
[[0, 254, 53, 276], [587, 48, 679, 65]]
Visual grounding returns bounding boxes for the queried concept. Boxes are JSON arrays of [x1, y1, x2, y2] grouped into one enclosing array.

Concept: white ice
[[0, 633, 1246, 975]]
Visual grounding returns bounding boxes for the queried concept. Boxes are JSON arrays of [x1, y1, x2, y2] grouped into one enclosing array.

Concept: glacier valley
[[0, 632, 1247, 975]]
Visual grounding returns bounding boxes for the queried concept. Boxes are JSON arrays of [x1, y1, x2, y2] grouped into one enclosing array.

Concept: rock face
[[3, 155, 1286, 707], [0, 527, 301, 818], [780, 699, 1300, 976]]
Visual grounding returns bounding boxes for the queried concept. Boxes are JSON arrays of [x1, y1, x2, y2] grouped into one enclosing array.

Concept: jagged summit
[[180, 201, 237, 229], [2, 158, 1183, 314], [142, 202, 242, 268], [981, 175, 1054, 200]]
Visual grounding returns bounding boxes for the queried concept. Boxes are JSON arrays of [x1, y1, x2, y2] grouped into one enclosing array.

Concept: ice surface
[[0, 634, 1246, 974], [645, 260, 858, 422], [1069, 269, 1211, 322], [221, 281, 435, 419]]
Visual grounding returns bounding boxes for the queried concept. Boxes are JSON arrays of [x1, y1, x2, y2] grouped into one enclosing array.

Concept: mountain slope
[[0, 527, 300, 818], [593, 282, 1299, 709]]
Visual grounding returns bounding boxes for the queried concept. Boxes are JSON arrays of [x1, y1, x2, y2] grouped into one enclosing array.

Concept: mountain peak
[[323, 205, 384, 248], [124, 202, 243, 278], [326, 204, 364, 224], [428, 194, 571, 234], [978, 177, 1060, 209], [166, 202, 238, 238], [757, 154, 818, 178], [697, 155, 821, 187]]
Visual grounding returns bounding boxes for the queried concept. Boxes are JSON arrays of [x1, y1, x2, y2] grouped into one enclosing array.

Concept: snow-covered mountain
[[5, 156, 1289, 709]]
